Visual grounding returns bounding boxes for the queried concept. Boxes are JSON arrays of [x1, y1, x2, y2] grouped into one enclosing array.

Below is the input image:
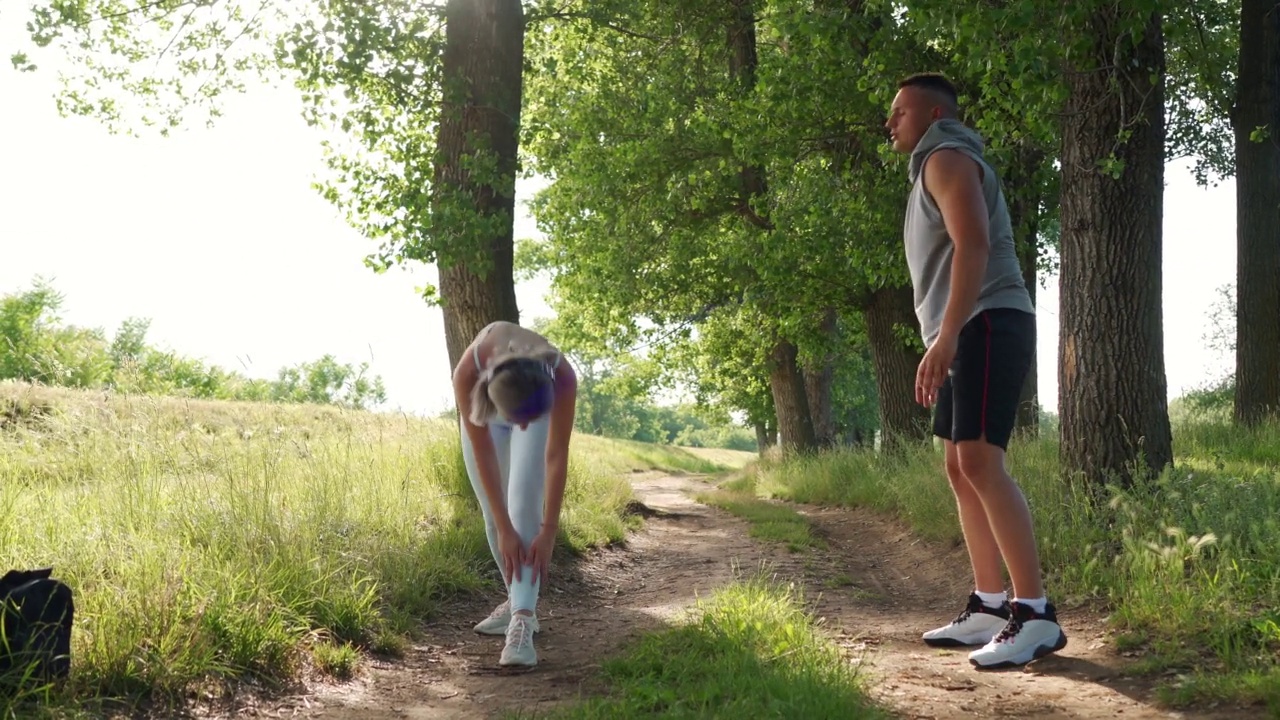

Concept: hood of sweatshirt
[[907, 118, 987, 184]]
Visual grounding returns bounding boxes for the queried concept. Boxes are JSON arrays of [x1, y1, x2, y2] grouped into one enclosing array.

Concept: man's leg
[[944, 440, 1005, 595], [921, 377, 1012, 647], [950, 309, 1066, 668], [954, 439, 1042, 599]]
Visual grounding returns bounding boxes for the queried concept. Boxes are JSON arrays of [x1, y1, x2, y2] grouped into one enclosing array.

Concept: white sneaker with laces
[[969, 601, 1068, 669], [922, 593, 1010, 647], [499, 614, 537, 667], [473, 600, 540, 636]]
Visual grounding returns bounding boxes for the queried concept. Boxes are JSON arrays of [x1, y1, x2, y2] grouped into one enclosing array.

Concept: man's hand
[[916, 333, 958, 406], [525, 525, 557, 585]]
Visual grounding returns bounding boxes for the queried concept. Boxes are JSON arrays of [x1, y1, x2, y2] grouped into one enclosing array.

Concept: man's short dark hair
[[899, 73, 959, 107]]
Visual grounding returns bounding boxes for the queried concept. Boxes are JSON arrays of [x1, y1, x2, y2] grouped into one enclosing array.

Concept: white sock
[[974, 589, 1007, 609], [1014, 596, 1048, 614]]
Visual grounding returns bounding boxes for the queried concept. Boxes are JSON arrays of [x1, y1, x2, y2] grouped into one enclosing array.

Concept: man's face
[[886, 86, 943, 154]]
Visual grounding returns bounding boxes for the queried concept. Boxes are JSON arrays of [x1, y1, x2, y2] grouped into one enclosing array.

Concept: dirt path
[[219, 472, 1258, 720]]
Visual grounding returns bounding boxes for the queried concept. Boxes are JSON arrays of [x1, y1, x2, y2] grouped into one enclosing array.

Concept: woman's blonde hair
[[469, 344, 559, 426]]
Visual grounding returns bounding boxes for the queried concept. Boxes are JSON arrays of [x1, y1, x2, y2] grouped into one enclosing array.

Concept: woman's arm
[[540, 359, 578, 533], [453, 352, 514, 536]]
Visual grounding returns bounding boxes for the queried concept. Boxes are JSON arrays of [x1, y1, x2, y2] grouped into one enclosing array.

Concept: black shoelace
[[950, 596, 983, 625], [993, 615, 1024, 644]]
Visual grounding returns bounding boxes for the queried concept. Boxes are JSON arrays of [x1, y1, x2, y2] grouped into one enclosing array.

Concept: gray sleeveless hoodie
[[904, 119, 1034, 348]]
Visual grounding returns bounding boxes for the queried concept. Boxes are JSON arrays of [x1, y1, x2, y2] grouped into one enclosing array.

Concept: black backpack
[[0, 568, 73, 689]]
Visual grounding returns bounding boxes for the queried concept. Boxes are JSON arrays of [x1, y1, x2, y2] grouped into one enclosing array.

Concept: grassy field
[[0, 382, 738, 717], [736, 412, 1280, 711], [524, 575, 887, 720], [39, 370, 1278, 715], [570, 434, 755, 476]]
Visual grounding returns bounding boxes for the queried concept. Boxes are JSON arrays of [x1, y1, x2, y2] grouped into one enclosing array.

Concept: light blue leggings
[[459, 416, 548, 614]]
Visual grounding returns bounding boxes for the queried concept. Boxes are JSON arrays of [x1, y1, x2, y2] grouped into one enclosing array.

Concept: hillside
[[0, 381, 748, 715]]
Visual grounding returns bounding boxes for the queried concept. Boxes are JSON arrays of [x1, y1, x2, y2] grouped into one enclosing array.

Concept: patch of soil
[[789, 504, 1258, 720], [197, 472, 1262, 720]]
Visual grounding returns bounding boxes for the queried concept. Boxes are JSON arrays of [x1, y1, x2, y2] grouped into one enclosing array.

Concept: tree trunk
[[1016, 246, 1040, 434], [754, 421, 770, 453], [727, 0, 771, 228], [434, 0, 524, 370], [754, 419, 778, 455], [1005, 149, 1046, 436], [1059, 10, 1172, 484], [1232, 0, 1280, 426], [802, 307, 839, 447], [803, 362, 836, 447], [863, 284, 931, 449], [726, 1, 807, 456], [769, 339, 818, 452]]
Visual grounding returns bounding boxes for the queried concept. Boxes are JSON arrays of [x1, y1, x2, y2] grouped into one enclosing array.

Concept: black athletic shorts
[[932, 307, 1036, 451]]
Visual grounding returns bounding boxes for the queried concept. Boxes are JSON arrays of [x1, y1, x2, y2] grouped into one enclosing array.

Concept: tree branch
[[78, 0, 211, 29], [531, 10, 670, 41], [156, 3, 202, 64], [737, 202, 775, 231]]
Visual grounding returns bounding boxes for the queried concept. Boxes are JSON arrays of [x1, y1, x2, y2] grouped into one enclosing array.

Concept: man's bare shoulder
[[923, 148, 982, 180], [922, 148, 983, 198]]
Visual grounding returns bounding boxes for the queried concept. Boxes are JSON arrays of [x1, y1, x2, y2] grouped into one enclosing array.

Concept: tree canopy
[[16, 0, 1270, 481]]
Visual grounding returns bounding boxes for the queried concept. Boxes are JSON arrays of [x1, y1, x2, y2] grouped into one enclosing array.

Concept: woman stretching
[[452, 321, 577, 667]]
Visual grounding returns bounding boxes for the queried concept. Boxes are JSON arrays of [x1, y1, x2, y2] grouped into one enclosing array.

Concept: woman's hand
[[496, 523, 526, 585], [525, 525, 557, 585]]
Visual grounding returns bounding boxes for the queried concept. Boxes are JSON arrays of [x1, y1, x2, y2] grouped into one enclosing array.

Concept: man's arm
[[541, 361, 578, 532], [924, 148, 991, 342]]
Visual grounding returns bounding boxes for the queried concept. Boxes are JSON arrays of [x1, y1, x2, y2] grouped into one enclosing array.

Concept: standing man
[[885, 72, 1067, 669]]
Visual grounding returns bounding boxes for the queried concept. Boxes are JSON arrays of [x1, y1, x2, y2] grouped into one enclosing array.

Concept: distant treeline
[[0, 278, 386, 410]]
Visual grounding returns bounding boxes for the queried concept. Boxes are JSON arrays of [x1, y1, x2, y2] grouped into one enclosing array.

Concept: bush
[[0, 278, 387, 410]]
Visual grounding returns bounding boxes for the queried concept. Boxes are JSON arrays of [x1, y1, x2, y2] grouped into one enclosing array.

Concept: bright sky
[[1, 15, 1237, 418]]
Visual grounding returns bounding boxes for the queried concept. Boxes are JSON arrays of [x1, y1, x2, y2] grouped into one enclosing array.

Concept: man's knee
[[943, 446, 978, 498], [944, 454, 967, 486], [955, 438, 1005, 488]]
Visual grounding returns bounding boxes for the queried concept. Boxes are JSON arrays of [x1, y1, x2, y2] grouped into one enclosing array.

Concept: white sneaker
[[499, 614, 537, 667], [473, 600, 540, 636], [922, 593, 1011, 647], [969, 601, 1068, 669]]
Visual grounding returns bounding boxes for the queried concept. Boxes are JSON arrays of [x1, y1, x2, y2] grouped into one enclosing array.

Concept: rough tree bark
[[435, 0, 524, 370], [769, 339, 819, 451], [802, 307, 839, 447], [1059, 10, 1173, 483], [1004, 147, 1047, 436], [1232, 0, 1280, 426], [754, 421, 770, 452], [864, 284, 931, 449], [754, 420, 779, 456]]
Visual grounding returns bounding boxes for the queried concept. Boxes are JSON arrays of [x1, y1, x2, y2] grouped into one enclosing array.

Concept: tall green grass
[[526, 574, 888, 719], [0, 383, 636, 716], [749, 419, 1280, 711]]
